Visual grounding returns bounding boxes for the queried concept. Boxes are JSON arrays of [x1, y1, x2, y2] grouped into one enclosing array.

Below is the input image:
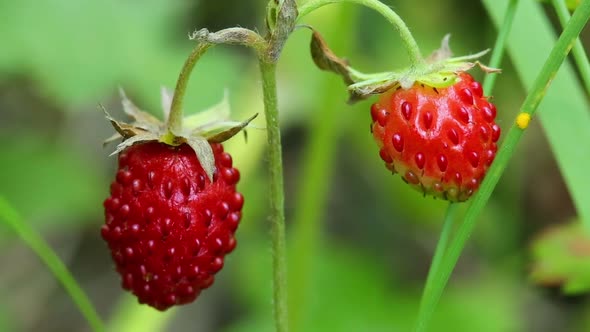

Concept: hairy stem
[[168, 43, 213, 135], [0, 197, 105, 332], [414, 1, 590, 331], [297, 0, 423, 65], [259, 59, 289, 332]]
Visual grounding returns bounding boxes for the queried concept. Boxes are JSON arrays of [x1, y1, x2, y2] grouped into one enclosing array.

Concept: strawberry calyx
[[310, 32, 499, 103], [350, 35, 499, 94], [102, 88, 257, 181]]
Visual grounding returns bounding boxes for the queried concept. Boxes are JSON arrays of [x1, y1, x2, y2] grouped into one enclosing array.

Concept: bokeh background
[[0, 0, 589, 331]]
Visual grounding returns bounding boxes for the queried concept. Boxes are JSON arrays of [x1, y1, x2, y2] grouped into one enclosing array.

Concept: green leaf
[[530, 220, 590, 294], [482, 0, 590, 226]]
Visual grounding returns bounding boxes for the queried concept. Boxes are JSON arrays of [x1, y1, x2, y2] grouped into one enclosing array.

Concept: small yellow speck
[[516, 113, 531, 129]]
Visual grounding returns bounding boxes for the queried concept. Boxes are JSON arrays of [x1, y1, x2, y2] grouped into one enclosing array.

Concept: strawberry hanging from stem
[[310, 30, 500, 201], [101, 75, 256, 310]]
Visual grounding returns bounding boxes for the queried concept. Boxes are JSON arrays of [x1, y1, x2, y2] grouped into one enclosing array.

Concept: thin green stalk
[[552, 0, 590, 107], [297, 0, 423, 65], [415, 203, 457, 327], [167, 43, 212, 135], [0, 197, 104, 332], [414, 1, 590, 331], [415, 2, 519, 329], [482, 0, 520, 94], [259, 59, 289, 332]]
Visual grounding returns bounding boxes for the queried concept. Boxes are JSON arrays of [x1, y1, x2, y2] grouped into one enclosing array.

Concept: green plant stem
[[297, 0, 423, 65], [167, 43, 212, 135], [482, 0, 520, 94], [0, 197, 104, 332], [415, 203, 457, 329], [552, 0, 590, 105], [414, 1, 590, 331], [259, 59, 289, 332]]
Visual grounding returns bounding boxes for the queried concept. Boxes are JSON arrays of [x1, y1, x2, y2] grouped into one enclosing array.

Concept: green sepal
[[309, 31, 500, 103], [103, 87, 257, 182]]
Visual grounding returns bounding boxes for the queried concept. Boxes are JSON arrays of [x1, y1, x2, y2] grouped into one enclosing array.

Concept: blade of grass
[[0, 196, 105, 332], [482, 0, 520, 94], [414, 1, 590, 330], [415, 202, 458, 324], [552, 0, 590, 97], [483, 0, 590, 228], [415, 1, 520, 330]]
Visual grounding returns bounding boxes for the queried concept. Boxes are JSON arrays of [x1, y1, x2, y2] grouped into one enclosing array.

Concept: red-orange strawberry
[[371, 72, 500, 201], [101, 89, 256, 310], [102, 141, 243, 310]]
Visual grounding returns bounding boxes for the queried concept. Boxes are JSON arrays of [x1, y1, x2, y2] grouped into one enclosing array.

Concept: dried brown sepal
[[119, 88, 162, 132], [100, 104, 149, 140], [309, 27, 355, 86]]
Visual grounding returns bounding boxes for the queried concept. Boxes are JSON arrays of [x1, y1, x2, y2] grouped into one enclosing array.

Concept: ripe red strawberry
[[102, 141, 243, 310], [371, 72, 500, 201], [101, 88, 255, 310]]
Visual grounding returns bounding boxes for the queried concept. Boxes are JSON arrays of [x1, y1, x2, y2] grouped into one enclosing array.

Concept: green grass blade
[[415, 1, 520, 330], [414, 1, 590, 330], [483, 0, 590, 226], [415, 203, 458, 330], [0, 197, 105, 332], [482, 0, 520, 94], [552, 0, 590, 95]]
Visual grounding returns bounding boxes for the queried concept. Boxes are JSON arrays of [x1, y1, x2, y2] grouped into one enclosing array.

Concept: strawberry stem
[[168, 43, 213, 136], [259, 58, 290, 332], [0, 197, 105, 332], [414, 1, 590, 331], [297, 0, 424, 66]]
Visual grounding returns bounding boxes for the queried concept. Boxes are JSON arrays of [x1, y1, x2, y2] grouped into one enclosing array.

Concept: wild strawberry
[[371, 72, 500, 201], [102, 141, 243, 310], [101, 89, 256, 310], [309, 31, 500, 201]]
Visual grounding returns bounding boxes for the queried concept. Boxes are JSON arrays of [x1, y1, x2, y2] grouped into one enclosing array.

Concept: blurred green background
[[0, 0, 589, 331]]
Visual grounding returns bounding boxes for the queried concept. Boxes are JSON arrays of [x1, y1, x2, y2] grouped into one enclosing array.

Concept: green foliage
[[1, 0, 590, 331], [226, 241, 521, 332], [0, 0, 241, 112], [530, 221, 590, 294], [484, 0, 590, 225], [0, 136, 104, 226]]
